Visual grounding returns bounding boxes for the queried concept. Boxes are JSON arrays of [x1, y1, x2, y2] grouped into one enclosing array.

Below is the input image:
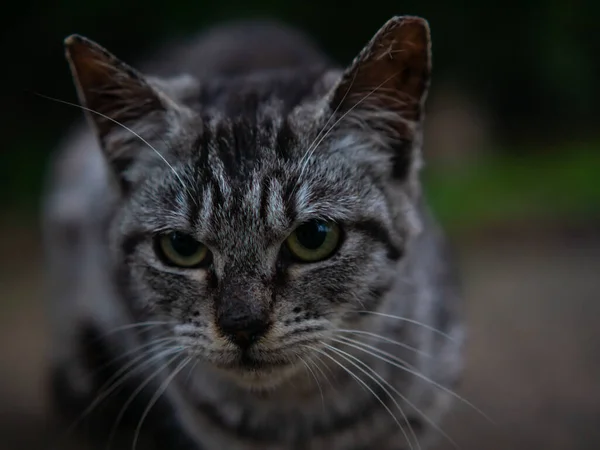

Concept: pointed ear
[[65, 35, 165, 138], [328, 16, 431, 179], [64, 35, 185, 184]]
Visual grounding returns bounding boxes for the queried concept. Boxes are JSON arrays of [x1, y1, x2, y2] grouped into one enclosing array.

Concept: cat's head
[[65, 16, 431, 389]]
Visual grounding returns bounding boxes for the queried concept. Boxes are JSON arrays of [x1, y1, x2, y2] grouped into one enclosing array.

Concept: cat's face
[[110, 116, 410, 387], [65, 16, 431, 389]]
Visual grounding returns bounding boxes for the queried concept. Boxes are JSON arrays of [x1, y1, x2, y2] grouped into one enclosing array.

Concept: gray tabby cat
[[42, 16, 465, 450]]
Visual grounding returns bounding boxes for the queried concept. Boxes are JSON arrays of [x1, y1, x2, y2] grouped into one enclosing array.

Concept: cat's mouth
[[211, 351, 300, 388], [217, 352, 292, 371]]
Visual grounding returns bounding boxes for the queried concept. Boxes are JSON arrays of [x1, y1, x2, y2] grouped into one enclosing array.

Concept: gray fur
[[43, 16, 464, 450]]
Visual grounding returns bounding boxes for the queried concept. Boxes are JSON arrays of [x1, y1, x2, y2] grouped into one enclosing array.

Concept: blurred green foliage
[[1, 0, 599, 227], [424, 141, 600, 231]]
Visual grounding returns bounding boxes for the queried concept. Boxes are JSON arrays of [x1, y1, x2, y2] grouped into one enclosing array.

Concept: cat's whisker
[[308, 352, 337, 393], [326, 339, 460, 450], [304, 71, 357, 159], [184, 358, 200, 387], [34, 93, 198, 206], [294, 71, 358, 195], [132, 355, 193, 450], [305, 345, 415, 450], [296, 72, 400, 187], [91, 338, 182, 393], [299, 72, 393, 169], [355, 311, 456, 342], [299, 356, 326, 412], [331, 336, 418, 370], [94, 336, 182, 373], [335, 336, 494, 425], [320, 342, 421, 450], [100, 320, 177, 337], [106, 351, 187, 450], [81, 321, 174, 351], [334, 329, 431, 357], [61, 343, 182, 442]]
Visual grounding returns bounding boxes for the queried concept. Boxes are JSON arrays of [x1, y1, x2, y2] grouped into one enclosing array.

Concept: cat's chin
[[231, 368, 297, 391], [214, 361, 300, 391]]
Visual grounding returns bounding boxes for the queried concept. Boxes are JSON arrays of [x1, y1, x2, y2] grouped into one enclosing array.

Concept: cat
[[42, 16, 465, 450]]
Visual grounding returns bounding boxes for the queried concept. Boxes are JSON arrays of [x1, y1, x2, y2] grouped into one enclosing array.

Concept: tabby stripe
[[353, 220, 403, 260], [390, 139, 414, 180], [215, 122, 235, 178], [351, 282, 396, 315], [283, 178, 298, 223], [121, 231, 147, 257], [207, 172, 225, 209], [193, 380, 418, 443], [274, 117, 295, 160], [192, 128, 211, 173], [258, 175, 271, 223], [185, 172, 201, 230]]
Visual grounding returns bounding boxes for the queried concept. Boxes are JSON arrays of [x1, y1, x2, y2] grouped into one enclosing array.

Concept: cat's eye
[[285, 220, 341, 262], [155, 232, 210, 268]]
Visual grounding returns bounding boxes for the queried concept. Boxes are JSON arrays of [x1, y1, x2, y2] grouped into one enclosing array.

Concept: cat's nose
[[217, 313, 271, 349]]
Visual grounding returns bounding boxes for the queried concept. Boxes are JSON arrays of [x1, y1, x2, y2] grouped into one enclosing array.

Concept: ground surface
[[1, 224, 599, 449]]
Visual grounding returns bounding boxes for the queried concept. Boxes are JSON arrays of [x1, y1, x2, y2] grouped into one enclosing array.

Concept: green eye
[[156, 232, 209, 268], [286, 220, 341, 262]]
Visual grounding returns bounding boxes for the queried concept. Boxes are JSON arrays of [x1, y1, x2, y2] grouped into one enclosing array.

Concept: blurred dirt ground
[[1, 222, 599, 450]]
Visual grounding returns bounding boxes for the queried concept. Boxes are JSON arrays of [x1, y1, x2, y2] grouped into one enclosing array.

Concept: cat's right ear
[[64, 35, 188, 183]]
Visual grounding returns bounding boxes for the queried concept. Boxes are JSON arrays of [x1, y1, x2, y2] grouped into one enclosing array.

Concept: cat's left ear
[[327, 16, 431, 180]]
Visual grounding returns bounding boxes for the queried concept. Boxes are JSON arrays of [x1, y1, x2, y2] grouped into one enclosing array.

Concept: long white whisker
[[305, 345, 414, 450], [294, 71, 358, 193], [132, 356, 192, 450], [335, 337, 493, 424], [183, 358, 199, 387], [91, 339, 181, 396], [328, 339, 460, 449], [355, 311, 456, 342], [332, 336, 417, 371], [309, 353, 337, 393], [321, 342, 419, 450], [34, 93, 197, 206], [95, 336, 181, 373], [296, 73, 399, 187], [299, 356, 325, 412], [100, 321, 176, 338], [64, 344, 181, 438], [105, 351, 185, 449], [335, 329, 431, 358]]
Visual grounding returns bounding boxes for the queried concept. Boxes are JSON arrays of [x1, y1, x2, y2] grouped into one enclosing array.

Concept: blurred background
[[1, 1, 599, 449]]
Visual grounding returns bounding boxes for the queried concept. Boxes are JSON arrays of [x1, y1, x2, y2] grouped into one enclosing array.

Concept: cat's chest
[[173, 366, 422, 450]]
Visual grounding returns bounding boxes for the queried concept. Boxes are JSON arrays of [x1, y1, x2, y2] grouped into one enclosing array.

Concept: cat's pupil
[[295, 221, 329, 250], [169, 232, 200, 256]]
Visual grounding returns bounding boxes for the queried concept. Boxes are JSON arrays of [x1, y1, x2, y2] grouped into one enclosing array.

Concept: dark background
[[1, 1, 599, 449]]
